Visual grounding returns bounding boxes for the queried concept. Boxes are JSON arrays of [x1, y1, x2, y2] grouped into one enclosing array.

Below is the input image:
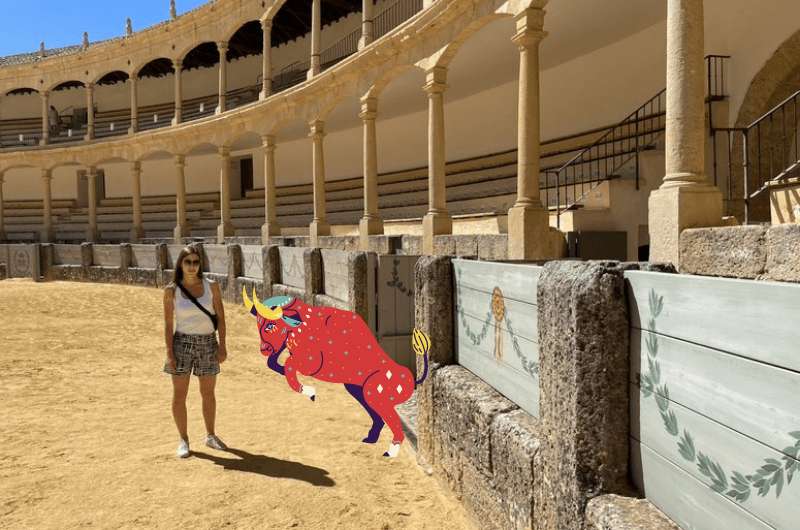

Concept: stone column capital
[[86, 166, 98, 178], [217, 41, 228, 52], [309, 119, 325, 138], [41, 168, 52, 180], [423, 67, 448, 95], [86, 82, 95, 92], [359, 96, 378, 120], [41, 90, 50, 99], [130, 160, 141, 174], [511, 27, 547, 50], [175, 154, 186, 167], [261, 134, 276, 149], [514, 7, 546, 33], [261, 17, 273, 31], [173, 58, 183, 70], [219, 145, 230, 158]]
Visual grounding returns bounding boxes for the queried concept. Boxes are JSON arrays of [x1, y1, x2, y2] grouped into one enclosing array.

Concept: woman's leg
[[171, 375, 191, 440], [198, 375, 217, 435]]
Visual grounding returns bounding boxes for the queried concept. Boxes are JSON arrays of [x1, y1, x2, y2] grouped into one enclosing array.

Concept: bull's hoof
[[362, 435, 380, 444], [310, 395, 315, 401]]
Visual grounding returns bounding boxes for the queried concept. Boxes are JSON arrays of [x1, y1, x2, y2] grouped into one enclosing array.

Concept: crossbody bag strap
[[176, 281, 218, 329]]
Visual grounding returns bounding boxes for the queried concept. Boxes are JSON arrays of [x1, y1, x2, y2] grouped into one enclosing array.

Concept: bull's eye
[[266, 322, 276, 332]]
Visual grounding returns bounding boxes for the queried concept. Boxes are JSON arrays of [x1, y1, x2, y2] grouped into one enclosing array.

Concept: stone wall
[[680, 224, 800, 282]]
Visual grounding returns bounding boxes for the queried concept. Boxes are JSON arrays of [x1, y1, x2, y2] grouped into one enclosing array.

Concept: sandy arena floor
[[0, 280, 474, 530]]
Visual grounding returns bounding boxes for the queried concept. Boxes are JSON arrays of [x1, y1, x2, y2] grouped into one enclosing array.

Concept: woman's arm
[[163, 287, 176, 370], [211, 282, 227, 363]]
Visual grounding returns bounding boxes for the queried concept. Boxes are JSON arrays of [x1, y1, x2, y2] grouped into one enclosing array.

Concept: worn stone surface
[[461, 458, 507, 530], [80, 243, 93, 267], [585, 495, 680, 530], [432, 421, 464, 498], [434, 365, 518, 477], [454, 235, 479, 257], [415, 362, 442, 470], [766, 223, 800, 282], [477, 234, 508, 260], [535, 261, 632, 530], [433, 235, 457, 256], [125, 267, 159, 287], [679, 226, 767, 278], [400, 235, 423, 255], [262, 245, 280, 296], [367, 235, 403, 255], [349, 251, 369, 319], [491, 409, 539, 530], [226, 245, 243, 292], [303, 248, 322, 303], [120, 243, 132, 271], [0, 262, 6, 280], [414, 255, 454, 366]]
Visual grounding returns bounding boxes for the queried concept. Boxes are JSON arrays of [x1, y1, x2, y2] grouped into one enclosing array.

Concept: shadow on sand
[[191, 447, 335, 487]]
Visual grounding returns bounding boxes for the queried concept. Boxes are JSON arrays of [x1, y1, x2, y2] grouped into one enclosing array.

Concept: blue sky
[[0, 0, 208, 56]]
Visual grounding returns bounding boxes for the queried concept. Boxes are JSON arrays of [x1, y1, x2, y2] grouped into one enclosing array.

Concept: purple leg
[[344, 383, 384, 443]]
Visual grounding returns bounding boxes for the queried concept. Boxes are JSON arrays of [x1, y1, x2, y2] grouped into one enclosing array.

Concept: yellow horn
[[253, 288, 283, 320], [242, 285, 254, 311]]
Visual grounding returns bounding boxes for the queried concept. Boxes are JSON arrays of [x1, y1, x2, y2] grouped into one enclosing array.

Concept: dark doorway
[[240, 157, 254, 194]]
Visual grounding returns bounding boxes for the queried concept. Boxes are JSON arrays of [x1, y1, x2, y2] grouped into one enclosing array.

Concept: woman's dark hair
[[173, 245, 203, 285]]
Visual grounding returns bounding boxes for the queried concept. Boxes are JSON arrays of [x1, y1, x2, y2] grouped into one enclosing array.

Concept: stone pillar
[[534, 261, 632, 530], [0, 175, 5, 241], [129, 76, 139, 133], [309, 120, 330, 245], [507, 8, 552, 260], [648, 0, 723, 264], [422, 67, 451, 255], [174, 155, 189, 241], [130, 161, 144, 241], [359, 96, 383, 250], [173, 59, 183, 124], [40, 90, 50, 145], [85, 83, 95, 140], [41, 169, 54, 242], [260, 19, 273, 99], [261, 134, 280, 243], [308, 0, 321, 78], [217, 146, 234, 243], [217, 41, 228, 113], [86, 167, 98, 242], [358, 0, 374, 49]]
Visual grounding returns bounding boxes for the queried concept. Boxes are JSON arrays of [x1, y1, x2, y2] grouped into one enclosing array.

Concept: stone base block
[[766, 223, 800, 282], [358, 217, 384, 250], [422, 211, 452, 254], [309, 220, 331, 245], [261, 222, 280, 244], [679, 225, 767, 278], [585, 495, 679, 530], [507, 204, 555, 260], [174, 224, 190, 242], [129, 226, 144, 243], [461, 458, 508, 530], [491, 409, 539, 529], [216, 223, 234, 243], [648, 184, 723, 265]]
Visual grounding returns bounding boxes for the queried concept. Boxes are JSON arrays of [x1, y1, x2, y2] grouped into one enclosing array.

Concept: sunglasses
[[183, 259, 201, 266]]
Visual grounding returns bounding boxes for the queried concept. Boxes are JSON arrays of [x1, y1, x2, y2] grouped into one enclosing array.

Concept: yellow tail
[[412, 328, 431, 356]]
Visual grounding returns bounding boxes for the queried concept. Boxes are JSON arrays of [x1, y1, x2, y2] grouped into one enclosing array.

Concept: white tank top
[[174, 278, 216, 335]]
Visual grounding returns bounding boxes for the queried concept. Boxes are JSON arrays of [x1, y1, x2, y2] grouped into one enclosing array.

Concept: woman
[[163, 245, 228, 458]]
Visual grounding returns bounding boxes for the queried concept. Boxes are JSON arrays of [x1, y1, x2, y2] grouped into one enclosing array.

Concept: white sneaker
[[176, 439, 190, 458], [205, 434, 227, 450]]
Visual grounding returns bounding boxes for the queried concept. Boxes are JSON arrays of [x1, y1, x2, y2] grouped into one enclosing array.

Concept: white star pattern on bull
[[386, 370, 392, 380], [396, 385, 403, 394], [377, 384, 383, 394]]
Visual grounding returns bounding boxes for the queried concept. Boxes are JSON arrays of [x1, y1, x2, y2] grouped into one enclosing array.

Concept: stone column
[[308, 0, 321, 79], [129, 76, 139, 133], [261, 134, 280, 243], [41, 169, 54, 242], [40, 90, 50, 145], [86, 167, 98, 242], [358, 0, 374, 49], [130, 161, 144, 242], [260, 19, 273, 99], [174, 155, 189, 241], [309, 120, 330, 245], [173, 59, 183, 125], [359, 96, 383, 250], [648, 0, 722, 264], [217, 41, 228, 113], [85, 83, 95, 140], [508, 8, 552, 260], [217, 146, 234, 243], [0, 175, 5, 241], [422, 67, 451, 255]]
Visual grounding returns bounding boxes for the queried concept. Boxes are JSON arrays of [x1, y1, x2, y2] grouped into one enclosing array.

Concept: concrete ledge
[[680, 224, 800, 282], [585, 495, 679, 530]]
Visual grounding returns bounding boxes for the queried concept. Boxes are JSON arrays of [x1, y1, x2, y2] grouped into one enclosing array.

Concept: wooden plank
[[632, 383, 796, 530], [92, 245, 119, 267], [5, 244, 38, 278], [631, 329, 800, 460], [240, 245, 263, 279], [278, 247, 305, 289], [457, 311, 539, 417], [392, 256, 416, 336], [377, 254, 399, 336], [379, 334, 416, 376], [453, 259, 541, 304], [130, 244, 156, 269], [631, 442, 774, 530], [53, 244, 82, 265], [320, 249, 349, 302], [626, 270, 800, 373], [203, 244, 228, 275], [456, 283, 538, 344]]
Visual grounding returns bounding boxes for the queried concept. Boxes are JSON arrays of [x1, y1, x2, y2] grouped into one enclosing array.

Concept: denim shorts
[[164, 332, 220, 377]]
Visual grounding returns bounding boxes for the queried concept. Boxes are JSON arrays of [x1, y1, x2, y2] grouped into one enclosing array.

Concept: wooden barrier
[[627, 271, 800, 530]]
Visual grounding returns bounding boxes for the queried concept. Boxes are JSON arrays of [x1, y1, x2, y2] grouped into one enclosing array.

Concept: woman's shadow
[[191, 447, 335, 487]]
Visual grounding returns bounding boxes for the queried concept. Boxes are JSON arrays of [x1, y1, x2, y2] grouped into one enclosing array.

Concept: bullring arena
[[2, 0, 800, 529]]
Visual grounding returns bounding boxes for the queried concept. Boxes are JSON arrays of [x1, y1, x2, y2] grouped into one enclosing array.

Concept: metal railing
[[545, 89, 667, 227], [374, 0, 423, 39], [706, 54, 729, 102], [320, 28, 360, 70]]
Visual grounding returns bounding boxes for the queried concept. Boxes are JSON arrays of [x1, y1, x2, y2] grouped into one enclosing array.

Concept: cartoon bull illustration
[[242, 287, 430, 458]]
